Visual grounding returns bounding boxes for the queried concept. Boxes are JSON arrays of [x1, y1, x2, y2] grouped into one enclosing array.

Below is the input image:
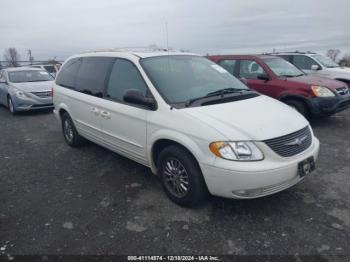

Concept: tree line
[[1, 47, 350, 69]]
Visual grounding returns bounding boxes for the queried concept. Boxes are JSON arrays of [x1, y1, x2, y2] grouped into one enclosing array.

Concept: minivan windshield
[[141, 55, 249, 104], [8, 70, 54, 83], [264, 58, 304, 77], [311, 54, 339, 68]]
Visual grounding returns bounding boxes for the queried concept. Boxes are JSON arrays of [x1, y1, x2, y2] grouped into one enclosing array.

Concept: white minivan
[[53, 51, 320, 206]]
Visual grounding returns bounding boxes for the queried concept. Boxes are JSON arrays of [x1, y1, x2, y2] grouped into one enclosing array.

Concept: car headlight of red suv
[[311, 86, 335, 97]]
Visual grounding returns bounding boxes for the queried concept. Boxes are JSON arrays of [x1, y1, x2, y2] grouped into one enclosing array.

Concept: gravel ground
[[0, 106, 349, 260]]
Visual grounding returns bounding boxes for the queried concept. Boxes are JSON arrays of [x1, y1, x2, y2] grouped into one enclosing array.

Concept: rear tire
[[157, 145, 208, 207], [285, 99, 309, 118], [61, 112, 85, 147]]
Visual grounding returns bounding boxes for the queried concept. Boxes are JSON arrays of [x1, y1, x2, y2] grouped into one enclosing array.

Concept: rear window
[[56, 58, 82, 89], [75, 57, 114, 97]]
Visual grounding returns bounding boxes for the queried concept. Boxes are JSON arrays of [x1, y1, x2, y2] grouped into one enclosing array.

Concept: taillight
[[52, 86, 54, 97]]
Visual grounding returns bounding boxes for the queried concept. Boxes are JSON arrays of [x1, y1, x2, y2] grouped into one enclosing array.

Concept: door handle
[[90, 107, 100, 115], [100, 111, 111, 119]]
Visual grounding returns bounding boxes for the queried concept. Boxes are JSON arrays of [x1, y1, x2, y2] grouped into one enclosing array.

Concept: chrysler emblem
[[284, 135, 308, 147]]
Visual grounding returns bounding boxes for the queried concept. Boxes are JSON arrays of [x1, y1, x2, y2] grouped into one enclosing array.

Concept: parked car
[[53, 51, 320, 206], [270, 52, 350, 87], [31, 64, 61, 78], [0, 67, 54, 114], [209, 54, 350, 118]]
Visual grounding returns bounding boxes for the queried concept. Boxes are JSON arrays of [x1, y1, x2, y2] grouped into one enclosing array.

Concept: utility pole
[[27, 49, 34, 65]]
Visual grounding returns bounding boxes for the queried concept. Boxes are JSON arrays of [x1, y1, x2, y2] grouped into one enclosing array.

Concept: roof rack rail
[[263, 50, 317, 55], [82, 45, 182, 54]]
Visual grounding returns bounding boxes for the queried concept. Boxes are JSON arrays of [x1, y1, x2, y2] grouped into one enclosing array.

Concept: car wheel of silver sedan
[[7, 96, 16, 114]]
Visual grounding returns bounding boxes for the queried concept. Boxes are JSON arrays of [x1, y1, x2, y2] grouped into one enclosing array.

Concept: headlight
[[209, 141, 264, 161], [311, 86, 335, 97], [13, 88, 29, 98]]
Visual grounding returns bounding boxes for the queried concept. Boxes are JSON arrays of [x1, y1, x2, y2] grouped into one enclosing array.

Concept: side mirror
[[257, 74, 270, 82], [239, 78, 247, 85], [123, 89, 156, 110], [311, 64, 320, 71]]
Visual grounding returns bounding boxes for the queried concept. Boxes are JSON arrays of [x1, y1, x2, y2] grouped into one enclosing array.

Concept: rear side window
[[106, 59, 147, 102], [219, 60, 237, 75], [292, 55, 317, 70], [56, 58, 82, 89], [75, 57, 114, 97], [239, 60, 266, 79]]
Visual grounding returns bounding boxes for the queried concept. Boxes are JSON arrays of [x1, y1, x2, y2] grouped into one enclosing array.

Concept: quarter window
[[292, 55, 317, 70], [106, 59, 147, 102], [56, 58, 82, 89], [76, 57, 114, 97], [219, 60, 237, 75], [239, 60, 266, 79]]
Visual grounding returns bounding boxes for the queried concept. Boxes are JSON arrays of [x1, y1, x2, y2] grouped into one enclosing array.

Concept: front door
[[238, 59, 277, 98], [100, 59, 149, 165]]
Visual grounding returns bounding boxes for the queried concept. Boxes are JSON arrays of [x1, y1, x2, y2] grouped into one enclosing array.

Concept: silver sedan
[[0, 67, 54, 114]]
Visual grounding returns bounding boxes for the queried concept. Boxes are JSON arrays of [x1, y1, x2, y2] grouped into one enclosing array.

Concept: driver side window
[[106, 59, 148, 102], [239, 60, 266, 79]]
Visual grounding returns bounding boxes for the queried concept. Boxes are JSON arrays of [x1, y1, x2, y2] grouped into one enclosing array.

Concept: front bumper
[[12, 95, 53, 111], [308, 95, 350, 115], [200, 137, 320, 199]]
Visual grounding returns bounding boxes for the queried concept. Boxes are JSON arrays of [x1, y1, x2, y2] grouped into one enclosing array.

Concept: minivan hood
[[284, 75, 345, 90], [11, 81, 54, 92], [183, 95, 308, 141]]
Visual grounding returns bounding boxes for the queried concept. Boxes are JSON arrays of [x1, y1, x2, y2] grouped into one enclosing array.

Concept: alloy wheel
[[63, 119, 74, 143], [163, 158, 189, 198]]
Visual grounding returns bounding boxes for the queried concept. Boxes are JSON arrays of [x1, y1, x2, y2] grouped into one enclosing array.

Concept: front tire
[[7, 96, 16, 114], [158, 145, 207, 207], [285, 99, 309, 118], [61, 112, 85, 147]]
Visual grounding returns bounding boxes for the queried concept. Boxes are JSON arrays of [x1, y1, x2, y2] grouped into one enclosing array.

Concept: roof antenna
[[165, 21, 173, 110]]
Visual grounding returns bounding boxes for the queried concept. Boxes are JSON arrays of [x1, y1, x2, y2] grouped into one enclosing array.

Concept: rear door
[[99, 58, 149, 165], [56, 57, 114, 143]]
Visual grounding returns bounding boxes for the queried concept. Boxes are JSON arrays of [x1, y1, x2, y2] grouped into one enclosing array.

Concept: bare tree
[[326, 49, 341, 62], [27, 49, 34, 65], [4, 48, 20, 67], [339, 54, 350, 67]]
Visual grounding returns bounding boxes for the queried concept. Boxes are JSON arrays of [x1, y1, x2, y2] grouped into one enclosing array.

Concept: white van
[[53, 51, 320, 206]]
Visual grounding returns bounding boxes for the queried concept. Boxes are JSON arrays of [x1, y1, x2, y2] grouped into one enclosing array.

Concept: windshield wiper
[[206, 88, 246, 96], [186, 88, 246, 107]]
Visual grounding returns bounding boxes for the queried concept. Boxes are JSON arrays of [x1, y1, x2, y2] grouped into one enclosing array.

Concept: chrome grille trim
[[31, 91, 52, 98], [336, 86, 349, 96], [264, 126, 312, 157]]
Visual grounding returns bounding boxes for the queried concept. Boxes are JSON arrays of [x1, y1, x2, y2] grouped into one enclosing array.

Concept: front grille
[[31, 91, 52, 98], [31, 103, 53, 108], [264, 126, 312, 157], [336, 86, 349, 96]]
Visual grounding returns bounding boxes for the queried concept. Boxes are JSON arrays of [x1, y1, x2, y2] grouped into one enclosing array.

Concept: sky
[[0, 0, 349, 61]]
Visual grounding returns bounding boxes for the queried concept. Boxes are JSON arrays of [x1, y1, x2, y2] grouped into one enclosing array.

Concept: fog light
[[232, 188, 263, 198]]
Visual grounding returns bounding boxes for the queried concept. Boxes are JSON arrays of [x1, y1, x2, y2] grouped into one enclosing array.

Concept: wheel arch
[[148, 131, 207, 175], [334, 78, 350, 87]]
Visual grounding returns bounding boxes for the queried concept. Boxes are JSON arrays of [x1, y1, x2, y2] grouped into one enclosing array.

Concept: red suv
[[208, 55, 350, 117]]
